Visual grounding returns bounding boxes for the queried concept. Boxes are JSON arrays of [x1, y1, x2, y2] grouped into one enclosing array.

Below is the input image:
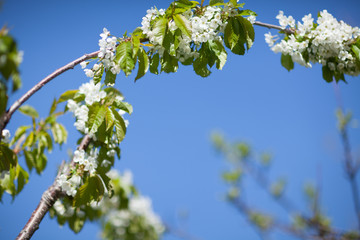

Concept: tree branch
[[0, 50, 100, 133], [15, 134, 92, 240], [0, 20, 288, 136], [254, 21, 295, 35]]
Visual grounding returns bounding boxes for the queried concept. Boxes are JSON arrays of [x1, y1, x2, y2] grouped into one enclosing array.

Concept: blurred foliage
[[212, 131, 360, 240]]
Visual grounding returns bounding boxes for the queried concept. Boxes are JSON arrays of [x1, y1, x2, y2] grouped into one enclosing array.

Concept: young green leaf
[[104, 70, 116, 86], [352, 45, 360, 60], [150, 53, 160, 74], [237, 16, 255, 50], [152, 17, 168, 45], [208, 40, 227, 70], [322, 65, 333, 83], [93, 64, 104, 84], [89, 105, 107, 135], [209, 0, 224, 5], [16, 165, 29, 194], [173, 14, 192, 38], [224, 17, 245, 55], [160, 51, 179, 73], [49, 98, 57, 115], [58, 90, 79, 103], [19, 105, 39, 119], [135, 47, 149, 81], [116, 41, 135, 76], [281, 54, 294, 71], [0, 144, 17, 171], [73, 176, 105, 207], [105, 108, 115, 131], [111, 108, 127, 142]]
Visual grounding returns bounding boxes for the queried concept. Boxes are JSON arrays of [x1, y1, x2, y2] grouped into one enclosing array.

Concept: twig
[[254, 21, 296, 35], [0, 50, 100, 133], [15, 134, 92, 240]]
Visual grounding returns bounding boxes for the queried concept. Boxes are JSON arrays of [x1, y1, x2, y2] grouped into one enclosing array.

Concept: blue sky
[[0, 0, 360, 239]]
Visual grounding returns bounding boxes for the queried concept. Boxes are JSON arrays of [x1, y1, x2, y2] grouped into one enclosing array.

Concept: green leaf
[[105, 108, 115, 131], [116, 41, 135, 76], [11, 72, 21, 92], [68, 216, 85, 233], [111, 108, 127, 143], [58, 90, 79, 103], [34, 150, 47, 174], [132, 35, 141, 58], [51, 123, 67, 145], [23, 131, 34, 147], [73, 176, 105, 207], [16, 165, 29, 194], [322, 65, 333, 83], [113, 100, 133, 115], [209, 0, 224, 5], [351, 45, 360, 60], [10, 125, 30, 145], [0, 144, 17, 171], [237, 16, 255, 50], [152, 17, 168, 45], [193, 57, 211, 77], [173, 14, 192, 38], [19, 105, 39, 119], [238, 9, 257, 17], [89, 105, 107, 135], [150, 53, 160, 74], [93, 64, 104, 84], [193, 46, 211, 77], [0, 83, 8, 116], [104, 70, 116, 86], [208, 40, 227, 70], [281, 54, 294, 71], [24, 150, 35, 171], [160, 51, 179, 73], [135, 47, 149, 81], [41, 131, 53, 152], [224, 17, 245, 55], [49, 98, 57, 115]]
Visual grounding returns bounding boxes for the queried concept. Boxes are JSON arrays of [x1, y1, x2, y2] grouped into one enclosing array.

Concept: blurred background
[[0, 0, 359, 239]]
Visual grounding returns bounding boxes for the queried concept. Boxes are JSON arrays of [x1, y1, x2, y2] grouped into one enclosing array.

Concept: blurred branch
[[16, 135, 92, 240], [244, 160, 297, 214], [332, 82, 360, 231]]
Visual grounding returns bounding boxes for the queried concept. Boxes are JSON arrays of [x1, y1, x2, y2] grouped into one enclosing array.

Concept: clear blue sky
[[0, 0, 360, 239]]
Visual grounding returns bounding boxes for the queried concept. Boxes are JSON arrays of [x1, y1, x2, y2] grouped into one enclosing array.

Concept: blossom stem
[[16, 135, 92, 240]]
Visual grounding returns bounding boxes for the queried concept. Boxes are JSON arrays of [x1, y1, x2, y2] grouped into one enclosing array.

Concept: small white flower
[[1, 129, 11, 143], [80, 61, 87, 69]]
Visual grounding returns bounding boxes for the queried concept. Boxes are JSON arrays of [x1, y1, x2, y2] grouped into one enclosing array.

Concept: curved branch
[[16, 135, 92, 240], [0, 20, 287, 135], [0, 50, 100, 133]]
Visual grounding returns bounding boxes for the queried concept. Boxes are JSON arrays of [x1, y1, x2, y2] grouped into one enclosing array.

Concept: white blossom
[[1, 129, 11, 143], [267, 10, 360, 76]]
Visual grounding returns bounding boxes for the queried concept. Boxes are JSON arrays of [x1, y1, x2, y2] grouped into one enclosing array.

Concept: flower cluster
[[1, 129, 10, 143], [140, 4, 256, 63], [56, 167, 82, 197], [266, 10, 360, 77], [80, 28, 120, 83], [101, 170, 165, 239], [67, 80, 106, 134], [56, 148, 99, 197], [73, 149, 98, 174]]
